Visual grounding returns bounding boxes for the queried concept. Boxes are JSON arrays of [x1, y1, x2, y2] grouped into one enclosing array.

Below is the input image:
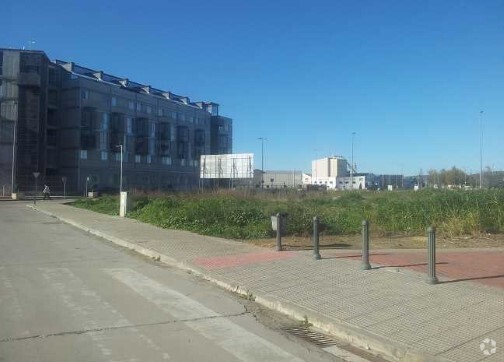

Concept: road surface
[[0, 202, 345, 362]]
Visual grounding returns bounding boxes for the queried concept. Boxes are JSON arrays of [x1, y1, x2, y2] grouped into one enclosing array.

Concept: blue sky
[[2, 0, 503, 175]]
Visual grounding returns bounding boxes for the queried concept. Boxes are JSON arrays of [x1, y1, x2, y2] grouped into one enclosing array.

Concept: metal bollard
[[427, 226, 438, 284], [313, 216, 321, 260], [276, 213, 282, 251], [362, 220, 371, 270]]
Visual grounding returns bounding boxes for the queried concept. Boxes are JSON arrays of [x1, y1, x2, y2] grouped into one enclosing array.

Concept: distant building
[[252, 169, 303, 189], [379, 175, 404, 190], [0, 49, 232, 194], [337, 173, 378, 190], [303, 171, 377, 190], [311, 156, 348, 179]]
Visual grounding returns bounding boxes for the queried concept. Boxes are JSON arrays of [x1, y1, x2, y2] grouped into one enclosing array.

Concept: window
[[80, 150, 88, 159], [126, 117, 133, 134], [114, 153, 121, 161], [0, 120, 14, 143], [162, 157, 172, 165], [158, 108, 163, 117], [146, 105, 152, 114], [47, 129, 57, 146], [136, 102, 141, 112], [179, 113, 185, 121], [171, 111, 177, 120], [111, 97, 117, 106], [101, 151, 108, 161], [48, 90, 58, 105], [102, 113, 109, 130], [146, 155, 152, 164], [135, 155, 141, 163], [48, 68, 59, 85], [81, 90, 89, 100], [128, 101, 135, 110]]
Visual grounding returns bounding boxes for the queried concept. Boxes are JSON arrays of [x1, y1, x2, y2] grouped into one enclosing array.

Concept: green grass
[[72, 195, 120, 215], [70, 189, 504, 240]]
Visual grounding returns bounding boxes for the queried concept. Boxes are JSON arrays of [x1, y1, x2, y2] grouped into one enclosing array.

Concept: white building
[[303, 156, 375, 190], [337, 175, 367, 190], [311, 156, 348, 179]]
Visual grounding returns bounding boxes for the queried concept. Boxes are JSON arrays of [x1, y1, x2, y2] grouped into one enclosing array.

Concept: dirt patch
[[247, 234, 504, 250]]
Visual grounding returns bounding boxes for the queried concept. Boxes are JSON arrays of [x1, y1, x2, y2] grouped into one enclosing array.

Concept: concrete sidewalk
[[28, 202, 503, 362]]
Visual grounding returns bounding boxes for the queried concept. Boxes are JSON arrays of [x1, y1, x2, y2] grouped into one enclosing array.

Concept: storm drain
[[283, 326, 338, 348]]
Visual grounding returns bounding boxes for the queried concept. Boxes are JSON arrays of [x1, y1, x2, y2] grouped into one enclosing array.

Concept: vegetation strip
[[71, 189, 504, 240]]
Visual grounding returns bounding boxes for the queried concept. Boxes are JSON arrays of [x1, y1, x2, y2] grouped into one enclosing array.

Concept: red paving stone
[[365, 250, 504, 289], [193, 251, 298, 270]]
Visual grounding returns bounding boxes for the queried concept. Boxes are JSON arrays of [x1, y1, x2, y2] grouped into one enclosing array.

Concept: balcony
[[17, 72, 41, 87]]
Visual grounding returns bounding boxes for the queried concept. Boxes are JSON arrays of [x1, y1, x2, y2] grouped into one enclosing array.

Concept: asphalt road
[[0, 202, 341, 362]]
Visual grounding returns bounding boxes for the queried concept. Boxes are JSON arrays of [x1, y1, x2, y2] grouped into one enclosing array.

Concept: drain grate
[[283, 326, 338, 348]]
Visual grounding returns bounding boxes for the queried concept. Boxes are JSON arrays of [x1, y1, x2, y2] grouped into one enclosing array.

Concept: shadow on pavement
[[439, 274, 504, 284], [372, 261, 449, 269]]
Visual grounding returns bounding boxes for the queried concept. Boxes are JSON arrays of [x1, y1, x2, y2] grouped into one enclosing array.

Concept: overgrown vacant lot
[[71, 189, 504, 248]]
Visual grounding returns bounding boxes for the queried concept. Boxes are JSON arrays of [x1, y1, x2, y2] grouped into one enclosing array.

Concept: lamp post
[[116, 144, 123, 193], [85, 176, 90, 197], [11, 102, 18, 196], [351, 132, 356, 190], [479, 110, 484, 189], [258, 137, 266, 189], [33, 172, 40, 204], [61, 177, 67, 199]]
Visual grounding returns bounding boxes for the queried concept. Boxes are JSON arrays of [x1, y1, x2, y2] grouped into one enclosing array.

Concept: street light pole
[[62, 177, 67, 199], [33, 172, 40, 204], [258, 137, 266, 189], [479, 110, 484, 189], [11, 102, 18, 195], [116, 144, 123, 193], [351, 132, 356, 190], [85, 176, 90, 197]]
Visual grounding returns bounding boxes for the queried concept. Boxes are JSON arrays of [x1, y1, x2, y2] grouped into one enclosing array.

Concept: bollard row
[[275, 215, 438, 285]]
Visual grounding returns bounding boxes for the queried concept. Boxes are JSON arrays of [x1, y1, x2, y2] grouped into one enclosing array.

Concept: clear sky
[[2, 0, 503, 176]]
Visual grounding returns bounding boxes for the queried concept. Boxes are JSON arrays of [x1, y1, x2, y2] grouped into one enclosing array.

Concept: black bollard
[[362, 220, 371, 270], [313, 216, 321, 260], [427, 226, 438, 284], [276, 213, 282, 251]]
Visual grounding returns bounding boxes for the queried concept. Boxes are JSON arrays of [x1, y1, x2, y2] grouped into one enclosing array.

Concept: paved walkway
[[29, 202, 503, 362]]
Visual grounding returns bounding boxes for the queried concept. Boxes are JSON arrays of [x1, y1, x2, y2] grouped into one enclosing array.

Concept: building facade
[[0, 49, 232, 194], [311, 156, 348, 179], [251, 169, 303, 189]]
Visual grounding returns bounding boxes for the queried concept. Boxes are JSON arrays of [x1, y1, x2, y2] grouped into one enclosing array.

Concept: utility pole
[[479, 110, 484, 189], [11, 102, 18, 195], [116, 144, 123, 193], [258, 137, 266, 188], [351, 132, 356, 190]]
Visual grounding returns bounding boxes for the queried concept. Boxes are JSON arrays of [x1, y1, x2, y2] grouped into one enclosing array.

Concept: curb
[[27, 204, 452, 362]]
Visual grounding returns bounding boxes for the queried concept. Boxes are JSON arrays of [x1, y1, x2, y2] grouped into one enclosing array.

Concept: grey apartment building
[[0, 49, 232, 194]]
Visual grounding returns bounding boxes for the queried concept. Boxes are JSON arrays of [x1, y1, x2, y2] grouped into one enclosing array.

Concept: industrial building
[[303, 156, 385, 190], [253, 169, 303, 189], [0, 49, 232, 195], [311, 156, 348, 179]]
